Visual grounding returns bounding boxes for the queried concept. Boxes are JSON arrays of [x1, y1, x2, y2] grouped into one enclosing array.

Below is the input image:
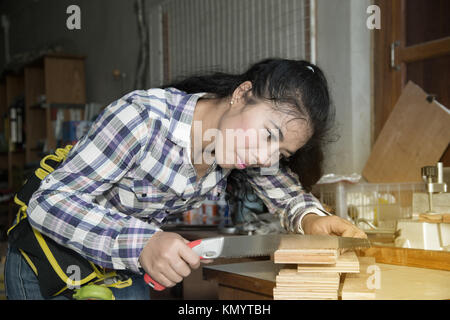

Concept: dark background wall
[[0, 0, 158, 105]]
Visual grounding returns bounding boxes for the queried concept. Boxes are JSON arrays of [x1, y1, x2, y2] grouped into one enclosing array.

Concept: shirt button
[[181, 198, 187, 201], [141, 194, 147, 197]]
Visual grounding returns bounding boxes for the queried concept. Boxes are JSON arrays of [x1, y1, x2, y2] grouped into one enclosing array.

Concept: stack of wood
[[273, 244, 376, 300]]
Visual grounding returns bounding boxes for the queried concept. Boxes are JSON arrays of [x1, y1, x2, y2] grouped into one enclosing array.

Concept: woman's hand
[[138, 231, 201, 288], [301, 213, 367, 239]]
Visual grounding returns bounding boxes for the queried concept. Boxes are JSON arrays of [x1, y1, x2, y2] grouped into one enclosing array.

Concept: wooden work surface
[[203, 260, 450, 300]]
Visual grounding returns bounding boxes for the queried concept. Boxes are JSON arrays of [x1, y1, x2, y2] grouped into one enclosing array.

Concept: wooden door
[[373, 0, 450, 164]]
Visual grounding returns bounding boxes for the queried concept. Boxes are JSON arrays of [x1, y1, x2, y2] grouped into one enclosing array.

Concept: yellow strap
[[35, 168, 49, 180], [7, 203, 27, 235], [32, 228, 98, 289], [19, 249, 38, 275], [108, 277, 132, 289], [12, 144, 130, 295], [54, 286, 69, 296], [39, 155, 61, 173], [39, 145, 72, 174], [14, 194, 27, 208], [55, 145, 73, 159]]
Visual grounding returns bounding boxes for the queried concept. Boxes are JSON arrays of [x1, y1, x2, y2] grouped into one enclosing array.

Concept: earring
[[230, 100, 234, 105]]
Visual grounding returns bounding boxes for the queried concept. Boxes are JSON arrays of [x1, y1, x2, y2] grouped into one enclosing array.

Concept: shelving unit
[[0, 53, 86, 230]]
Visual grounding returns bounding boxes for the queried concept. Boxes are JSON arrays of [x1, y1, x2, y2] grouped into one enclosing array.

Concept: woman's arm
[[243, 166, 366, 238], [27, 92, 160, 273]]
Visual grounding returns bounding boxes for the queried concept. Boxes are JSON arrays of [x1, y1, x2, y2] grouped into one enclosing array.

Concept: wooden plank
[[419, 213, 450, 223], [274, 287, 338, 293], [362, 81, 450, 183], [277, 269, 340, 281], [274, 261, 341, 300], [356, 245, 450, 271], [340, 257, 376, 300], [274, 248, 338, 264], [297, 250, 360, 273], [273, 288, 338, 300], [274, 274, 339, 299], [202, 260, 450, 300], [274, 237, 339, 264], [276, 270, 340, 288], [372, 263, 450, 300]]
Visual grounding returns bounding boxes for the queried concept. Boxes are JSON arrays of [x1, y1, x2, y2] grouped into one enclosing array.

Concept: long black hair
[[162, 58, 335, 194]]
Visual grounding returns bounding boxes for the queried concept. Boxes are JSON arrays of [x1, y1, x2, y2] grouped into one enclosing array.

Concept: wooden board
[[340, 257, 377, 300], [274, 269, 340, 300], [371, 263, 450, 300], [362, 81, 450, 183], [274, 248, 338, 264], [203, 260, 450, 300], [273, 289, 338, 300], [419, 213, 450, 223], [356, 245, 450, 271], [297, 250, 360, 273], [276, 270, 340, 287]]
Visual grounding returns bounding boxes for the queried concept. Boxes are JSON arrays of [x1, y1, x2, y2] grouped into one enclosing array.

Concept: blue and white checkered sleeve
[[27, 95, 161, 273], [244, 166, 331, 234]]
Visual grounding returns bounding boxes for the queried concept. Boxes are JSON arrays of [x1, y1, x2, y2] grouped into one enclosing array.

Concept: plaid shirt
[[27, 88, 329, 273]]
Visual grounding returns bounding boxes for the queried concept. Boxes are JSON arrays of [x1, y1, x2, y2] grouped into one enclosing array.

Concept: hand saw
[[144, 234, 371, 291]]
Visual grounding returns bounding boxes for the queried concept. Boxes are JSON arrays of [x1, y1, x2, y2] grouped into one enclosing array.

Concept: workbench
[[153, 227, 450, 300], [202, 246, 450, 300]]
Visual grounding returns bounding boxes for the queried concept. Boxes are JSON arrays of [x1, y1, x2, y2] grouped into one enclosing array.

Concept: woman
[[5, 58, 366, 300]]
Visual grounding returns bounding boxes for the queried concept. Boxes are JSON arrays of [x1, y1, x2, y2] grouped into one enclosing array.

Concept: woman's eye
[[266, 129, 279, 141], [280, 153, 292, 161]]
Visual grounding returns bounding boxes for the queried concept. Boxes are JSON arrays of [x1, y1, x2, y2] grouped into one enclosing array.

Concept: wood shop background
[[0, 0, 449, 300]]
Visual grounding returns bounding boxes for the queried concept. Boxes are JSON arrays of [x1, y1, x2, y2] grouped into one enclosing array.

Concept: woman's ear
[[231, 81, 253, 106], [239, 81, 253, 93]]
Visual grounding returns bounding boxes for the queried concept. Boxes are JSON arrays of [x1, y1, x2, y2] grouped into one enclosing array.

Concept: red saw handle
[[144, 239, 203, 291]]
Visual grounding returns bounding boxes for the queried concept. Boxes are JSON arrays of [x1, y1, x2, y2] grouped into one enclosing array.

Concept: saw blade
[[218, 234, 371, 258]]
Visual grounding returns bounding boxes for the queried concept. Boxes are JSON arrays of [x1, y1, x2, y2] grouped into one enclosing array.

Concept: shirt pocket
[[119, 179, 172, 211]]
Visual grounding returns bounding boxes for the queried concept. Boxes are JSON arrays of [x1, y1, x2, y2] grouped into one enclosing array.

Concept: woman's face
[[214, 96, 312, 171]]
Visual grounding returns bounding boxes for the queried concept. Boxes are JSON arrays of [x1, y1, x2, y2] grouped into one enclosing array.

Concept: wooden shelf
[[0, 53, 86, 204]]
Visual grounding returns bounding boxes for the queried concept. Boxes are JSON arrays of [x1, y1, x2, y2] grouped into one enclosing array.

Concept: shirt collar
[[166, 89, 207, 149]]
